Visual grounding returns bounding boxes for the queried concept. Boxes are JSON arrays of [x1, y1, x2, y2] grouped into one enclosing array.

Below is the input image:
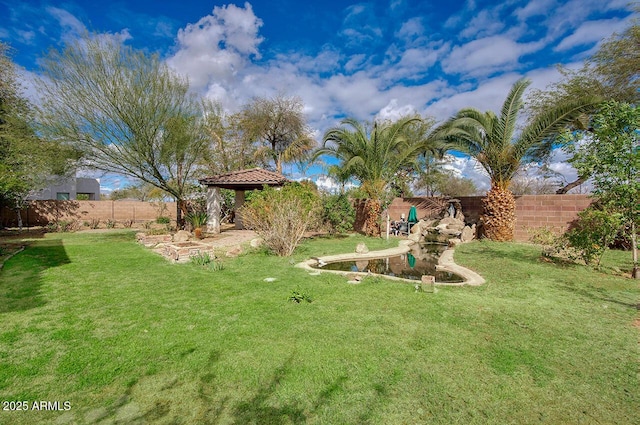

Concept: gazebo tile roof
[[199, 168, 289, 188]]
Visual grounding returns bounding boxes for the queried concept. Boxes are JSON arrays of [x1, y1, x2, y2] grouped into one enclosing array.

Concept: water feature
[[312, 243, 463, 283]]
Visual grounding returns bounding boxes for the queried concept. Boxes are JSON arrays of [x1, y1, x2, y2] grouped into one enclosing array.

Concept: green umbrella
[[407, 253, 416, 268], [408, 206, 418, 223]]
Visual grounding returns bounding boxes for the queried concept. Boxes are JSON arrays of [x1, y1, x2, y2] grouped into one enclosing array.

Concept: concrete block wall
[[386, 194, 592, 242], [1, 200, 177, 227]]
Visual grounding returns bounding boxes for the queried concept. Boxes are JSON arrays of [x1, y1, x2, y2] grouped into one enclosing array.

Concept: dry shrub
[[240, 183, 320, 256]]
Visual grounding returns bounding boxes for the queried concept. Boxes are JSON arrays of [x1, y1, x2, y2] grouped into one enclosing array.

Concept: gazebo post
[[206, 186, 221, 234], [234, 190, 246, 230]]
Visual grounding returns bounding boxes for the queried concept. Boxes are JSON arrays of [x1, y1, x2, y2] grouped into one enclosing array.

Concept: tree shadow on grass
[[556, 283, 639, 310], [230, 357, 307, 425], [0, 237, 70, 313]]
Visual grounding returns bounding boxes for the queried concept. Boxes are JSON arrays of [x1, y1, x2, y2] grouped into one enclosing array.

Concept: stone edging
[[296, 240, 485, 286]]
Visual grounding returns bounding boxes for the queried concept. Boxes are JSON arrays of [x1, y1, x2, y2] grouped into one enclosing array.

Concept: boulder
[[355, 243, 369, 254], [461, 224, 476, 242], [173, 230, 192, 242], [250, 238, 263, 248], [225, 245, 243, 257]]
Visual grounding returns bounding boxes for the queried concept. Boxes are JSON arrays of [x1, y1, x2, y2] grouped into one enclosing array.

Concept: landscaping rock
[[250, 238, 263, 248], [355, 243, 369, 254], [173, 230, 192, 242], [461, 224, 476, 242], [225, 245, 243, 257]]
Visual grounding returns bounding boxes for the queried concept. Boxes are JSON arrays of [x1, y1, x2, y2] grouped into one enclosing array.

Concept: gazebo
[[198, 168, 289, 233]]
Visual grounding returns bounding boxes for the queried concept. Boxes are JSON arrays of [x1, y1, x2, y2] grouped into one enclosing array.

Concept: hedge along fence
[[376, 194, 593, 242], [0, 200, 177, 228]]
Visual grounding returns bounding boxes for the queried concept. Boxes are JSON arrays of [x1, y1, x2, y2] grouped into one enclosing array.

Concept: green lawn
[[0, 231, 638, 424]]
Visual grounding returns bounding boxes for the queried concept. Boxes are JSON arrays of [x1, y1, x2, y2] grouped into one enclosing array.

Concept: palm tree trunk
[[364, 198, 381, 237], [481, 184, 516, 241]]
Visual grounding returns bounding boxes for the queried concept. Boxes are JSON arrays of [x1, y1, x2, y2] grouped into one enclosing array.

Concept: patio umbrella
[[407, 253, 416, 268], [408, 206, 418, 223]]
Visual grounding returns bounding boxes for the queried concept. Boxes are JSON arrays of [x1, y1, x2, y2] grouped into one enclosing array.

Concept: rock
[[346, 273, 363, 283], [225, 245, 243, 257], [446, 222, 465, 232], [461, 224, 476, 242], [355, 260, 369, 271], [408, 233, 421, 243], [355, 243, 369, 254], [439, 217, 464, 226], [250, 238, 263, 248], [448, 238, 462, 247], [173, 230, 192, 242], [439, 228, 462, 237]]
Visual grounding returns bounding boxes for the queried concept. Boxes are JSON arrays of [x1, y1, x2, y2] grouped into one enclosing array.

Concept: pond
[[313, 243, 464, 283]]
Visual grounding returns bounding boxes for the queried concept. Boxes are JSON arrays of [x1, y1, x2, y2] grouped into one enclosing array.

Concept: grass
[[0, 231, 638, 424]]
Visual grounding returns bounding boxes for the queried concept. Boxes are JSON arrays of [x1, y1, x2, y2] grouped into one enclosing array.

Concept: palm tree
[[435, 78, 600, 241], [316, 116, 431, 236]]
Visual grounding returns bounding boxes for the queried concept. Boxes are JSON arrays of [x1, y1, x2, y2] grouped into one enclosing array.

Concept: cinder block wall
[[386, 194, 592, 241], [1, 200, 177, 227]]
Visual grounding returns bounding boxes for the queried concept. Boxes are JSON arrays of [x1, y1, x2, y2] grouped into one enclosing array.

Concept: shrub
[[121, 219, 134, 228], [47, 219, 79, 233], [527, 226, 560, 246], [156, 216, 170, 224], [239, 183, 320, 256], [105, 219, 116, 229], [321, 193, 355, 234], [564, 207, 623, 267], [190, 252, 213, 266], [185, 211, 208, 229]]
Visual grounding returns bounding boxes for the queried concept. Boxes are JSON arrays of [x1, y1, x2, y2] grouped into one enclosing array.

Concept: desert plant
[[156, 216, 170, 224], [190, 252, 213, 266], [47, 219, 79, 233], [121, 219, 134, 228], [240, 182, 320, 256], [185, 211, 208, 229], [105, 219, 116, 229], [88, 218, 101, 229]]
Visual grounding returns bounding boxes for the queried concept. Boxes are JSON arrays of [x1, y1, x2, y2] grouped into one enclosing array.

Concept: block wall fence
[[382, 194, 593, 242], [0, 200, 177, 227]]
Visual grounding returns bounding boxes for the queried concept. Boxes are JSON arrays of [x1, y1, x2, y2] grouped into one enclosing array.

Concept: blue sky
[[1, 0, 636, 192]]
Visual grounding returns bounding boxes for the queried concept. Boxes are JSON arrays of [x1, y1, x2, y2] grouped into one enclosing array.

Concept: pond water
[[313, 243, 464, 283]]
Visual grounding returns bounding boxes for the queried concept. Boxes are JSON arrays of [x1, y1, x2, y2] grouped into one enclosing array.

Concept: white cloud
[[441, 36, 543, 77], [554, 18, 629, 51], [167, 3, 263, 91]]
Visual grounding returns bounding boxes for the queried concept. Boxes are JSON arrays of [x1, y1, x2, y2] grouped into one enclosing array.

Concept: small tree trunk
[[632, 222, 639, 279], [176, 199, 187, 230]]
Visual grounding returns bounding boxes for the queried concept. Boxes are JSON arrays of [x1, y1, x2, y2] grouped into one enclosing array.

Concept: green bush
[[321, 193, 355, 234], [240, 183, 320, 256], [185, 211, 208, 229], [156, 216, 171, 224], [564, 207, 623, 267]]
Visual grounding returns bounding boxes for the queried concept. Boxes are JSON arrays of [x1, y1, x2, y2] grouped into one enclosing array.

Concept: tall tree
[[316, 116, 429, 236], [36, 34, 209, 227], [239, 94, 314, 174], [0, 42, 79, 226], [565, 101, 639, 279], [435, 79, 600, 241], [199, 99, 258, 175]]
